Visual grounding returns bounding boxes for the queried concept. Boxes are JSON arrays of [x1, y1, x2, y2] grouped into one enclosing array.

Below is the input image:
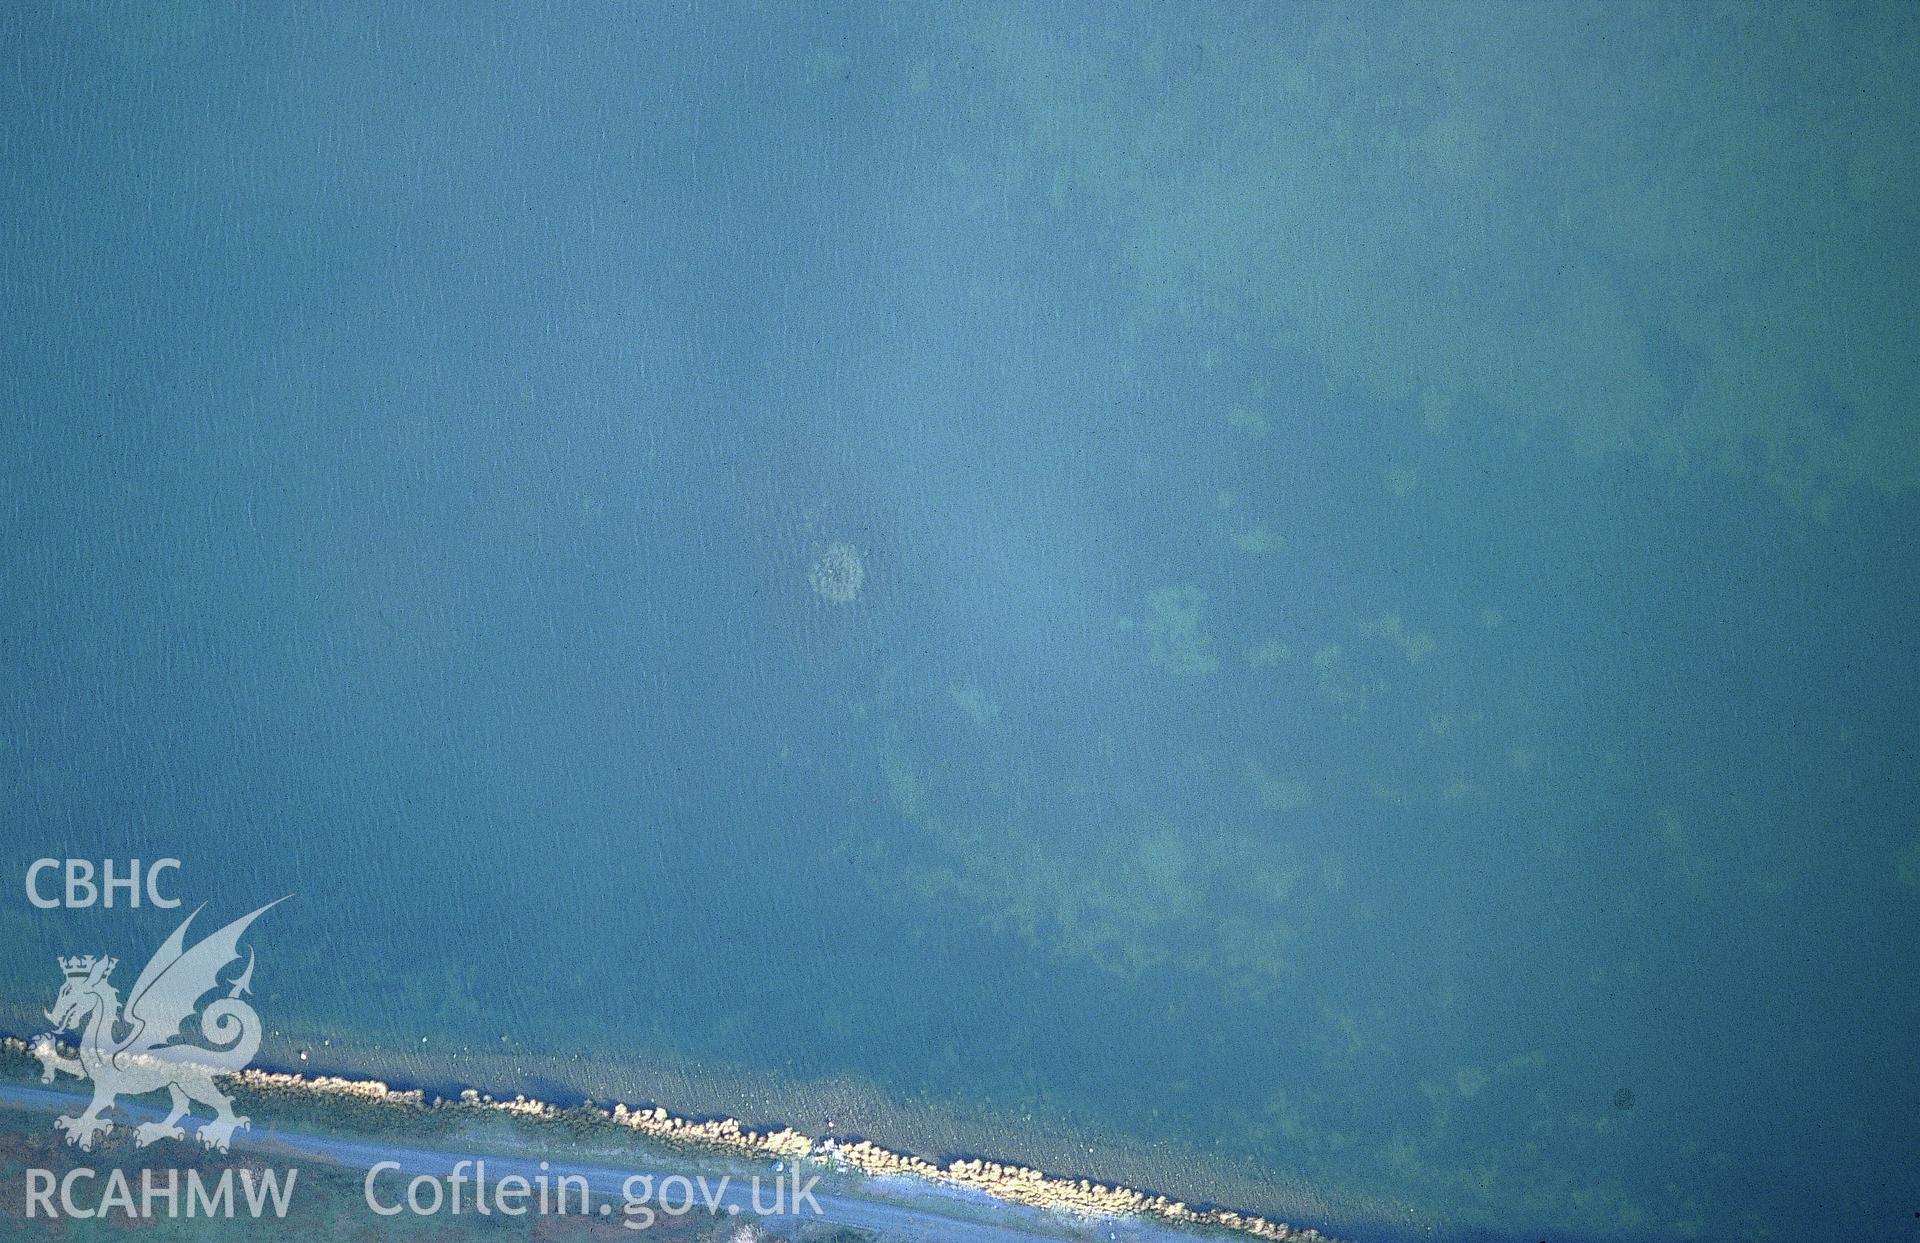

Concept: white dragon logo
[[30, 898, 286, 1153]]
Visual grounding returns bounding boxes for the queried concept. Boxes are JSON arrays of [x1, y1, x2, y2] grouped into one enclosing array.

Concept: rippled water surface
[[3, 5, 1917, 1242]]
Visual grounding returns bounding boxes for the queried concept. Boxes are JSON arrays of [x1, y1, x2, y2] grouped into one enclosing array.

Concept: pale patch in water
[[808, 542, 866, 604]]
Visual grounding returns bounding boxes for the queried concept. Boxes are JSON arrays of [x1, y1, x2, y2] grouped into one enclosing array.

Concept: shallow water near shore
[[3, 4, 1918, 1242], [0, 1069, 1370, 1243]]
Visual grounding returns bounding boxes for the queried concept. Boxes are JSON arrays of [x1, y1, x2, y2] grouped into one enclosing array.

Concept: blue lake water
[[2, 4, 1917, 1241]]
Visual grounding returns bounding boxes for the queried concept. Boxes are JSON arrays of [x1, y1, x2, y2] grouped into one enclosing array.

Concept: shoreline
[[2, 1034, 1347, 1243], [0, 1079, 1173, 1243]]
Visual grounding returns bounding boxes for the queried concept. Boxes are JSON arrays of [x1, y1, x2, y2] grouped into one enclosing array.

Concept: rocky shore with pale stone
[[3, 1037, 1342, 1243]]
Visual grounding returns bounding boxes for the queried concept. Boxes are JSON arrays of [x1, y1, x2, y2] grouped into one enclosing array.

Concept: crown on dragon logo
[[59, 955, 114, 979]]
